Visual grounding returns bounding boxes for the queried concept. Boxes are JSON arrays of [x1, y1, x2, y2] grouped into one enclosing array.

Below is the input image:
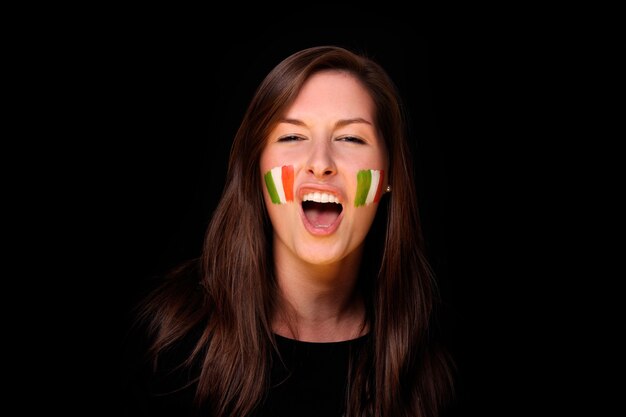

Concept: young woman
[[127, 45, 454, 417]]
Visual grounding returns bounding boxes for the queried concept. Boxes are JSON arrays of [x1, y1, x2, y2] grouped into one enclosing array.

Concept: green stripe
[[264, 171, 281, 204], [355, 170, 372, 207]]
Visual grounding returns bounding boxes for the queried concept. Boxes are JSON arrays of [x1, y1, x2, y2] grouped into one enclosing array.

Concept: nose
[[306, 140, 336, 179]]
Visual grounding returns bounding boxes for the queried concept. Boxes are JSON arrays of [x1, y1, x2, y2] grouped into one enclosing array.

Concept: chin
[[296, 248, 345, 266]]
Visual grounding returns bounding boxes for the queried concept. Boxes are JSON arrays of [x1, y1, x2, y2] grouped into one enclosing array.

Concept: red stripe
[[282, 165, 294, 202], [374, 170, 385, 202]]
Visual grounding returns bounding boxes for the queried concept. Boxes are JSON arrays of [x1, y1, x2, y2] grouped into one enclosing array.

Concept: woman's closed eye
[[336, 136, 366, 144], [277, 135, 306, 142]]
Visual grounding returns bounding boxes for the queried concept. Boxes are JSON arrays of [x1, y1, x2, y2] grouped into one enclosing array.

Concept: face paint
[[264, 165, 294, 204], [354, 169, 384, 207]]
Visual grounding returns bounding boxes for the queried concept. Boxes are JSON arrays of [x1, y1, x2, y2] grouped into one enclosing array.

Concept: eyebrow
[[279, 117, 373, 129]]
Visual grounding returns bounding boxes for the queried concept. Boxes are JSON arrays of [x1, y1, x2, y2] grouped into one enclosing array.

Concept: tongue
[[303, 202, 340, 228]]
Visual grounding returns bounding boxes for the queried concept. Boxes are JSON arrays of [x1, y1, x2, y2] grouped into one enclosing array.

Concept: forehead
[[284, 70, 376, 120]]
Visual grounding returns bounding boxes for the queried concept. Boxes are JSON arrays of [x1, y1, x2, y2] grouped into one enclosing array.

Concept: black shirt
[[256, 334, 368, 417]]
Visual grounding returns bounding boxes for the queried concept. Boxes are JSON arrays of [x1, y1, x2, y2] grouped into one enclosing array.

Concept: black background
[[66, 10, 550, 416]]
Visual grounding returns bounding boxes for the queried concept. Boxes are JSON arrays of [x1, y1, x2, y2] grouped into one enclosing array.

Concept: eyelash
[[336, 136, 366, 144], [277, 135, 305, 142], [277, 135, 366, 144]]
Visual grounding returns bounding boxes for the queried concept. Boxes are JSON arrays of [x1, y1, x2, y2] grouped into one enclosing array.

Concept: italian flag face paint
[[264, 165, 294, 204], [354, 169, 384, 207]]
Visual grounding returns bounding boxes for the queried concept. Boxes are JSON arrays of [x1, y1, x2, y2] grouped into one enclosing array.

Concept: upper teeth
[[302, 192, 340, 204]]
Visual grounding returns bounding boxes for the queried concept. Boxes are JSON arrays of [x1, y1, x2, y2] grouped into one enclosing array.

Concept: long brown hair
[[140, 45, 454, 417]]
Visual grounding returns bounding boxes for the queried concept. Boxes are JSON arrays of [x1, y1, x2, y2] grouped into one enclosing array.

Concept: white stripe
[[272, 166, 287, 203], [365, 170, 380, 204]]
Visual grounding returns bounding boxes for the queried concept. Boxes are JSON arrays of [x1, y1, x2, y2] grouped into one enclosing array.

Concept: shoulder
[[120, 259, 208, 416], [120, 317, 206, 416]]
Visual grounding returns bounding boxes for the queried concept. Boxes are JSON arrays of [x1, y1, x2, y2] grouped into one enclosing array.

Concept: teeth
[[302, 192, 340, 204]]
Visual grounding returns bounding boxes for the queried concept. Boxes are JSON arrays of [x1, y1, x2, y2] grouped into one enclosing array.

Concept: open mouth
[[302, 192, 343, 229]]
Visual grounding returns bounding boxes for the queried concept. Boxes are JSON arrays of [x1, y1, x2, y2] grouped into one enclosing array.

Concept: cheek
[[353, 169, 385, 207], [262, 165, 295, 205]]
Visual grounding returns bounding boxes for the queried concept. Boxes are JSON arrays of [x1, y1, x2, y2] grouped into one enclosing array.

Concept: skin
[[260, 70, 389, 342]]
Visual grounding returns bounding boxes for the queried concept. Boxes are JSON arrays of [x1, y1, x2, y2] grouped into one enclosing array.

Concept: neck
[[272, 244, 367, 342]]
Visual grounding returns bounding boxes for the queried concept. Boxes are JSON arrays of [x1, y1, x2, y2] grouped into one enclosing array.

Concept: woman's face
[[260, 70, 389, 266]]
